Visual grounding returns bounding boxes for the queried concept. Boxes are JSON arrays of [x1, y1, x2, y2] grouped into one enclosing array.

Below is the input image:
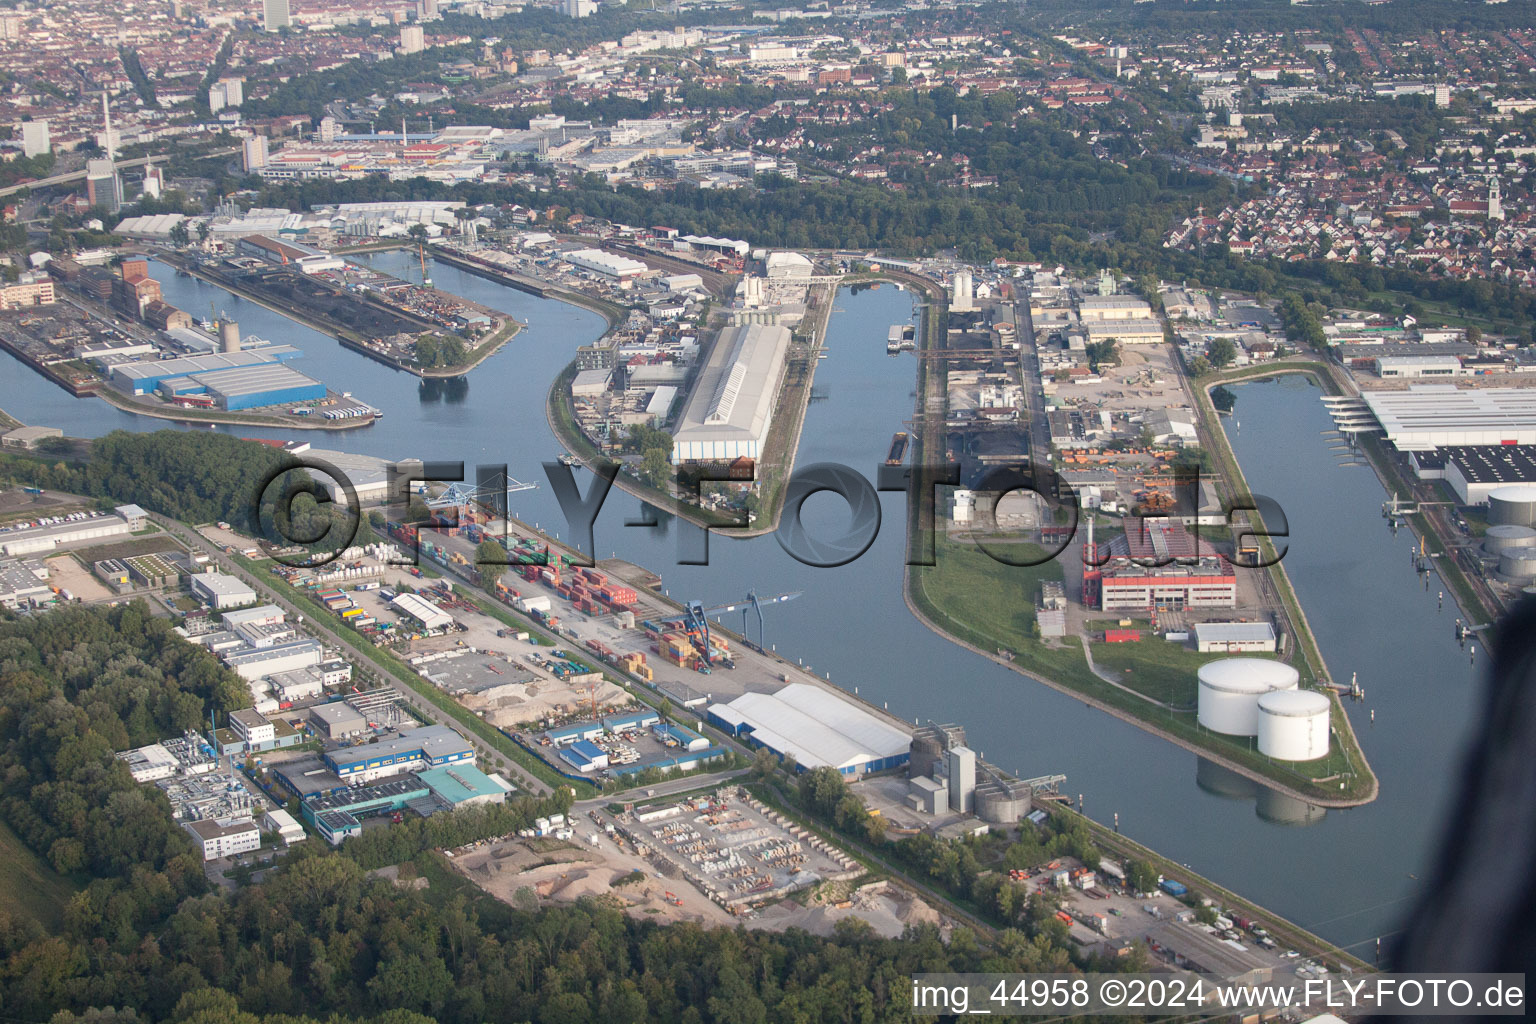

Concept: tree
[[474, 539, 506, 589], [1126, 859, 1159, 894], [639, 448, 672, 489], [169, 221, 190, 247]]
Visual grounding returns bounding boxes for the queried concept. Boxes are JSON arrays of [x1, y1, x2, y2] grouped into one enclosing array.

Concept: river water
[[0, 254, 1486, 954]]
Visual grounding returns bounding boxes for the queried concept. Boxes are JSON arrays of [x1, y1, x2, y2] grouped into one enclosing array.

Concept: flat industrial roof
[[1442, 445, 1536, 484], [111, 346, 300, 381], [712, 682, 909, 771], [190, 363, 322, 398], [419, 764, 510, 801], [326, 724, 471, 767], [673, 323, 793, 445], [1361, 386, 1536, 450], [1194, 622, 1277, 643]]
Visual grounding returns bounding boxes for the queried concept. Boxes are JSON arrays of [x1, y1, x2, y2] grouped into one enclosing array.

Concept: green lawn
[[0, 819, 80, 930], [909, 537, 1374, 799]]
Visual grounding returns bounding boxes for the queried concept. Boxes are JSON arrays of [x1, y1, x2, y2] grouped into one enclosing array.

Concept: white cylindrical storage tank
[[1481, 524, 1536, 556], [1256, 689, 1331, 761], [1197, 659, 1300, 735], [1488, 485, 1536, 528], [1498, 550, 1536, 583]]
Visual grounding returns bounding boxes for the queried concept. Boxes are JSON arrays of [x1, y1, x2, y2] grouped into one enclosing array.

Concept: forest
[[0, 605, 1147, 1024], [0, 430, 370, 553]]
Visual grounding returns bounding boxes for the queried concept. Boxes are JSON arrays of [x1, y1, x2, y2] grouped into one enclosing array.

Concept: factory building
[[236, 234, 345, 274], [563, 248, 649, 281], [418, 764, 513, 807], [390, 592, 453, 630], [671, 324, 793, 463], [117, 742, 179, 783], [0, 511, 134, 557], [1359, 386, 1536, 450], [1194, 622, 1277, 653], [310, 702, 368, 740], [303, 775, 431, 825], [184, 816, 261, 861], [559, 739, 610, 773], [262, 808, 306, 844], [1077, 295, 1153, 321], [322, 724, 474, 784], [315, 810, 361, 845], [1088, 518, 1237, 610], [190, 571, 257, 610], [1440, 447, 1536, 505], [0, 559, 53, 608], [108, 346, 301, 396], [223, 639, 323, 681], [707, 682, 910, 776], [158, 363, 326, 411]]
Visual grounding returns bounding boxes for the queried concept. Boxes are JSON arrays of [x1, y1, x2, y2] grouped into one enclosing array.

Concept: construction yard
[[449, 789, 948, 938]]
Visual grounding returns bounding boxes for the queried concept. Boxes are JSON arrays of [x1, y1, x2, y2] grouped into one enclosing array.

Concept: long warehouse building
[[1360, 386, 1536, 450], [708, 682, 911, 776], [108, 346, 302, 395], [671, 323, 793, 464]]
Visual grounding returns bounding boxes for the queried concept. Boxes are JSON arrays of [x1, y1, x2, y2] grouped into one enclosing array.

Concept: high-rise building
[[208, 82, 228, 114], [399, 25, 425, 55], [20, 120, 49, 158], [0, 14, 23, 41], [416, 0, 439, 20], [217, 77, 243, 107], [85, 159, 122, 214], [142, 163, 163, 200], [242, 136, 269, 172], [317, 116, 341, 142], [563, 0, 596, 18], [262, 0, 291, 32]]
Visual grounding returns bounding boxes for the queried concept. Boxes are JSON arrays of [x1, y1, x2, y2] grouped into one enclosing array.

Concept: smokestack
[[101, 91, 113, 161], [219, 320, 241, 353]]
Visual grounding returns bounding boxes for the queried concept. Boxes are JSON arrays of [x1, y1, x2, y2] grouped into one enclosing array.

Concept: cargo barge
[[886, 431, 909, 466]]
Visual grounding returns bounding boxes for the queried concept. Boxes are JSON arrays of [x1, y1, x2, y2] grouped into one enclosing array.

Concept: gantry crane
[[682, 590, 803, 664]]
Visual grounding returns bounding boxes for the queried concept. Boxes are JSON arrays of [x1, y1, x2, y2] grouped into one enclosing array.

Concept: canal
[[0, 254, 1484, 954]]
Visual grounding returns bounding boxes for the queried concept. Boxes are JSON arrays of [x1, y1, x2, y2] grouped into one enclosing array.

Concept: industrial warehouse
[[670, 323, 793, 464], [708, 683, 911, 776]]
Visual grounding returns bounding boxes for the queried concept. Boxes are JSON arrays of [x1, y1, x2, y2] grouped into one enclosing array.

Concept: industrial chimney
[[219, 319, 241, 353]]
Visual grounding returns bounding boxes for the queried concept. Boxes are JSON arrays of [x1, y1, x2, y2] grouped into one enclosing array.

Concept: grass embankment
[[0, 819, 80, 930], [910, 538, 1372, 799], [1196, 361, 1379, 794], [231, 554, 596, 798]]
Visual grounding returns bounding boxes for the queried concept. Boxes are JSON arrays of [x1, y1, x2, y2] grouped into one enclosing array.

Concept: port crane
[[682, 590, 802, 663]]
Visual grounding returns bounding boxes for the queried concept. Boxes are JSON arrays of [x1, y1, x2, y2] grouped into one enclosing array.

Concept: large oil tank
[[1255, 689, 1331, 761], [1481, 524, 1536, 557], [1197, 659, 1299, 736], [1498, 550, 1536, 583], [975, 778, 1033, 824], [1255, 789, 1328, 827], [1488, 485, 1536, 528]]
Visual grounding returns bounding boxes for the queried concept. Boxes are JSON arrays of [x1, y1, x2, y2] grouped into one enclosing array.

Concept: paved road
[[149, 513, 553, 795], [0, 148, 238, 199]]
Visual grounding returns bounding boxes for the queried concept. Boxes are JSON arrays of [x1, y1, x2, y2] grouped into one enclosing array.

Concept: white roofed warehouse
[[707, 682, 911, 776], [671, 324, 793, 464]]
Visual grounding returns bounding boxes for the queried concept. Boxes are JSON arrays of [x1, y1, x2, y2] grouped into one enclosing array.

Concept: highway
[[0, 147, 239, 199]]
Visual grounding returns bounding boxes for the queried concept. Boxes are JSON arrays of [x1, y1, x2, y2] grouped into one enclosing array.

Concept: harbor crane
[[682, 590, 803, 664]]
